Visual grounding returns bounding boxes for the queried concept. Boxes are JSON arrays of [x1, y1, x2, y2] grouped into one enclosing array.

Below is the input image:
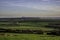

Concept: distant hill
[[0, 17, 60, 22]]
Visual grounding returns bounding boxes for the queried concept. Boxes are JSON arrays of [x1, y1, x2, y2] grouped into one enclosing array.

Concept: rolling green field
[[0, 22, 60, 40], [0, 33, 60, 40]]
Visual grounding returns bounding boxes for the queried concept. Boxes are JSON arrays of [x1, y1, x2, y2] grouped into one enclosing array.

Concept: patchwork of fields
[[0, 21, 60, 40]]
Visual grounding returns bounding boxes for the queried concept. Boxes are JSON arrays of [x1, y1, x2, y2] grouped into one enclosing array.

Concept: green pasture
[[0, 26, 55, 31], [0, 33, 60, 40], [0, 21, 60, 40]]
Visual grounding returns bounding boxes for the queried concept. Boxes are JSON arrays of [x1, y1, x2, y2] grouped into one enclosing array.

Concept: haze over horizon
[[0, 0, 60, 18]]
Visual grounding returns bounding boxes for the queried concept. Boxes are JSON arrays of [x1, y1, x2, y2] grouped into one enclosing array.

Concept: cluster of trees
[[45, 22, 60, 36], [0, 28, 60, 36], [47, 30, 60, 36], [45, 22, 60, 29], [0, 28, 43, 34]]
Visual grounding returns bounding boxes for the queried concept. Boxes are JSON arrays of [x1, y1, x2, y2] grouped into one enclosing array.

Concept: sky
[[0, 0, 60, 17]]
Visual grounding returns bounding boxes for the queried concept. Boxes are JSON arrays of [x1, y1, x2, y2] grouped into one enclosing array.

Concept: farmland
[[0, 33, 60, 40], [0, 18, 60, 40]]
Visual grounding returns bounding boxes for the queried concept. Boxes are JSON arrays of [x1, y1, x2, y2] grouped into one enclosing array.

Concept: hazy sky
[[0, 0, 60, 17]]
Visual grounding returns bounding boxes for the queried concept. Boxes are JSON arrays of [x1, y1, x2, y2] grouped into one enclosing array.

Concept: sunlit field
[[0, 33, 60, 40], [0, 21, 60, 40]]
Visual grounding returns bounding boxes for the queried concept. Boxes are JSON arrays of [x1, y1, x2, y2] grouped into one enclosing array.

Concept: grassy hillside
[[0, 21, 60, 40], [0, 33, 60, 40]]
